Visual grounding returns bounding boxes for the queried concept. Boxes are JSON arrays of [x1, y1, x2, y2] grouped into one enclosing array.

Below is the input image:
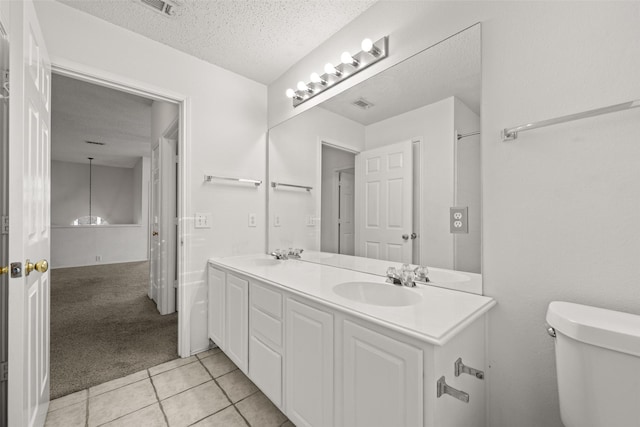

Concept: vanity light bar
[[286, 36, 389, 108]]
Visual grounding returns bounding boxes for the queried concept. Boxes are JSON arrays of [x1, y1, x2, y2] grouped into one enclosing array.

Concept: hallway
[[51, 261, 178, 399]]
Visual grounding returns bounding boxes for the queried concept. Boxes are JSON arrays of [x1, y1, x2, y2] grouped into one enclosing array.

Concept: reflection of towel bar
[[204, 174, 262, 187], [271, 182, 312, 192], [502, 99, 640, 141]]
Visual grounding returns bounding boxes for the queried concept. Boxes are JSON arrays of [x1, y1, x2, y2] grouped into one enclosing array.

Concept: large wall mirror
[[268, 24, 481, 282]]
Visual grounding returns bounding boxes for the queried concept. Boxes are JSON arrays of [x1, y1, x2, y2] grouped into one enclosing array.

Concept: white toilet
[[546, 301, 640, 427]]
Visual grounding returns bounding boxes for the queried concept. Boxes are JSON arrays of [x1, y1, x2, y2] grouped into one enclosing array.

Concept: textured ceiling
[[319, 24, 481, 125], [52, 74, 153, 168], [55, 0, 377, 85]]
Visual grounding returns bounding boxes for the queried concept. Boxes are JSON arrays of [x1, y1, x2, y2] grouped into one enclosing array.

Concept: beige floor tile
[[200, 352, 237, 378], [216, 369, 258, 403], [192, 406, 247, 427], [45, 401, 86, 427], [161, 381, 231, 427], [236, 391, 287, 427], [89, 369, 149, 397], [101, 403, 167, 427], [152, 361, 211, 400], [281, 421, 295, 427], [149, 355, 198, 377], [48, 389, 87, 412], [88, 379, 157, 426], [196, 348, 222, 360]]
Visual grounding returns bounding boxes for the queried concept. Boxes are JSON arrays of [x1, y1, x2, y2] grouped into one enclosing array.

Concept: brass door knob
[[25, 259, 48, 276], [0, 266, 8, 275]]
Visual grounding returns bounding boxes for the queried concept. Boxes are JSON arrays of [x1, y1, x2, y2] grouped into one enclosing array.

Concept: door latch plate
[[10, 262, 22, 278]]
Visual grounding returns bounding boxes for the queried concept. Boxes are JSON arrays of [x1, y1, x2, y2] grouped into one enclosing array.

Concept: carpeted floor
[[50, 261, 178, 399]]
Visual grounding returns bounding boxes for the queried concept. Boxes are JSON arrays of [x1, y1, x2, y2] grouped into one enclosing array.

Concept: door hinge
[[0, 362, 7, 381], [1, 216, 8, 234]]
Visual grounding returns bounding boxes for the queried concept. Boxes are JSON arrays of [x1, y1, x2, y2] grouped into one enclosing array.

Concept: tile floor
[[45, 348, 295, 427]]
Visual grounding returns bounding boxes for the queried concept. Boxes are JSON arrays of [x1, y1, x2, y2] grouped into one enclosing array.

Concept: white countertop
[[208, 253, 495, 346], [299, 250, 483, 295]]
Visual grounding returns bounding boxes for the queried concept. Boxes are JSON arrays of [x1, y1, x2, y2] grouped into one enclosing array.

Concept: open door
[[149, 137, 176, 315], [355, 140, 413, 263], [7, 1, 51, 426]]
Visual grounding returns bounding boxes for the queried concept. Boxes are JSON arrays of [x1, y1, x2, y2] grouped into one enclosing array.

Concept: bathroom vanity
[[207, 254, 495, 427]]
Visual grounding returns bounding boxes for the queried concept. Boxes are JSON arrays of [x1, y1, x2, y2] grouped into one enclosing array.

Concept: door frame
[[332, 167, 355, 254], [51, 60, 191, 357]]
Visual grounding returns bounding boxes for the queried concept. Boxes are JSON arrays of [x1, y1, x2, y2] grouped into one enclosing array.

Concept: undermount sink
[[333, 281, 422, 307]]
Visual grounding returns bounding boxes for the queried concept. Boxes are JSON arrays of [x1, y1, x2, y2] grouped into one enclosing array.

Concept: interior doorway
[[48, 72, 182, 398]]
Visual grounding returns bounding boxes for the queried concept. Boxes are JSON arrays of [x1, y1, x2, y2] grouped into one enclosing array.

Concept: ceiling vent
[[138, 0, 178, 17], [352, 98, 375, 110], [85, 140, 106, 146]]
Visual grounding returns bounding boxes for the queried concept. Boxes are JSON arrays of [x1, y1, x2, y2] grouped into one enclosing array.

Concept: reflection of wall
[[269, 107, 364, 251], [51, 161, 135, 225], [321, 145, 356, 253], [51, 158, 150, 268]]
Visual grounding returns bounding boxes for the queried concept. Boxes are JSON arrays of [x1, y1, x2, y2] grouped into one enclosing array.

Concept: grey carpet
[[50, 261, 178, 400]]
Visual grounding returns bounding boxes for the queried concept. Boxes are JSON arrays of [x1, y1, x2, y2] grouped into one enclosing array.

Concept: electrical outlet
[[248, 213, 257, 227], [195, 212, 212, 229], [274, 215, 281, 227], [306, 215, 314, 227], [96, 255, 102, 262], [450, 207, 469, 234]]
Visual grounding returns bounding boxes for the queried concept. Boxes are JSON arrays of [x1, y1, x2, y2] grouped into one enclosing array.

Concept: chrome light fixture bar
[[286, 36, 389, 108]]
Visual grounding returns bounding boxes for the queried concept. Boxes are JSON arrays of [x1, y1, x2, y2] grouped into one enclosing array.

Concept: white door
[[355, 140, 413, 263], [342, 320, 423, 427], [285, 298, 333, 427], [338, 170, 354, 255], [7, 1, 51, 426], [149, 138, 176, 315]]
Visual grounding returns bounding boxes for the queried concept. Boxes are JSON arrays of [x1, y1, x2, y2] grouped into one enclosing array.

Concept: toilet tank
[[546, 301, 640, 427]]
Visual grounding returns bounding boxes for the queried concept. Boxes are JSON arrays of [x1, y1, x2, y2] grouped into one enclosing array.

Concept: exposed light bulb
[[285, 88, 296, 98], [361, 38, 381, 56], [341, 51, 359, 66], [324, 62, 341, 76], [297, 81, 310, 92], [310, 72, 326, 85]]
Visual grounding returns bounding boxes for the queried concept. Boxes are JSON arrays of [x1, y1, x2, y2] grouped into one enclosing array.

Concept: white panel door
[[342, 320, 423, 427], [225, 274, 248, 373], [355, 140, 413, 263], [207, 265, 225, 347], [150, 138, 176, 315], [338, 170, 355, 255], [7, 1, 51, 426], [285, 298, 333, 427]]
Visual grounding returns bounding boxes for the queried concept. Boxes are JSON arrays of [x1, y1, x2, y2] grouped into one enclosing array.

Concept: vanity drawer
[[251, 281, 282, 319], [251, 307, 282, 349]]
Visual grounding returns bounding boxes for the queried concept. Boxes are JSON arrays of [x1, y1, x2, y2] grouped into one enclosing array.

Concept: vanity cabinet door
[[207, 265, 225, 348], [342, 320, 423, 427], [225, 274, 249, 373], [285, 298, 334, 427]]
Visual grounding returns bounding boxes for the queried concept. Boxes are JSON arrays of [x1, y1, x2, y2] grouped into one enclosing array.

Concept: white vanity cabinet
[[206, 265, 248, 373], [285, 298, 334, 427], [341, 319, 423, 427], [207, 258, 493, 427]]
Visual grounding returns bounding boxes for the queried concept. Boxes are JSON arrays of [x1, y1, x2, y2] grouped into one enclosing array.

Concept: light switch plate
[[450, 207, 468, 234], [195, 212, 212, 229], [274, 215, 281, 227]]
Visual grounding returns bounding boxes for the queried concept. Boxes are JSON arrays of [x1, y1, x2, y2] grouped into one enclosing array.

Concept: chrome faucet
[[386, 264, 430, 287], [270, 248, 304, 260]]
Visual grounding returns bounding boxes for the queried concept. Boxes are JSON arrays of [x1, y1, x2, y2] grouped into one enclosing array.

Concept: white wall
[[35, 0, 267, 354], [269, 107, 364, 252], [51, 160, 135, 225], [268, 2, 640, 426]]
